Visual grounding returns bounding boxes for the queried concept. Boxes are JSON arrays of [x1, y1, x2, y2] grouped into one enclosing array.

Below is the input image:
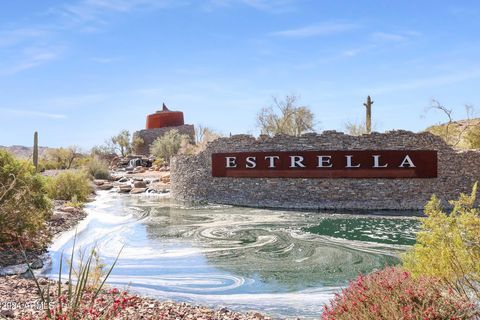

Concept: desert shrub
[[150, 129, 190, 163], [152, 158, 165, 167], [65, 194, 83, 208], [403, 183, 480, 300], [131, 135, 144, 154], [465, 125, 480, 149], [85, 158, 110, 180], [0, 150, 51, 243], [322, 267, 477, 320], [38, 159, 60, 171], [45, 171, 92, 202]]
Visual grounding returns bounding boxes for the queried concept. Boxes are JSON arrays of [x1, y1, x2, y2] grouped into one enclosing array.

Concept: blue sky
[[1, 0, 480, 149]]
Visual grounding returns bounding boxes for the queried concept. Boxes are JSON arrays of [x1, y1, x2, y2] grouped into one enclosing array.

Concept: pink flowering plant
[[321, 267, 477, 320]]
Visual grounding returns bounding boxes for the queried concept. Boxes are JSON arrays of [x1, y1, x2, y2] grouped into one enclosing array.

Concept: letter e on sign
[[225, 157, 237, 168]]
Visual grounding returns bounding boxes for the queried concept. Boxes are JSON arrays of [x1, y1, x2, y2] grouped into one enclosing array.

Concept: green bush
[[85, 158, 110, 180], [46, 171, 92, 202], [403, 183, 480, 300], [0, 150, 51, 243], [150, 129, 190, 163]]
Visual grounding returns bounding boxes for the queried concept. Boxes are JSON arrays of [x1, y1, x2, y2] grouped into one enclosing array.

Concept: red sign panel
[[211, 150, 437, 178]]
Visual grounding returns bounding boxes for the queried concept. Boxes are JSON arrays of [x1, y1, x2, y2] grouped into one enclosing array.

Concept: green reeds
[[21, 231, 123, 319]]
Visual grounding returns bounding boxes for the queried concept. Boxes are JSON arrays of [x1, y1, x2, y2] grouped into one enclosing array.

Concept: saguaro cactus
[[363, 96, 374, 134], [33, 131, 39, 172]]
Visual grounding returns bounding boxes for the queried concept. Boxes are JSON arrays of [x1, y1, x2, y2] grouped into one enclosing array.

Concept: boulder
[[97, 183, 114, 190], [133, 166, 146, 173], [0, 259, 43, 276], [161, 174, 171, 183], [59, 206, 76, 213], [133, 180, 147, 188], [118, 177, 129, 183], [50, 211, 66, 222], [93, 179, 108, 186], [0, 309, 14, 318], [130, 187, 147, 194], [118, 185, 132, 193]]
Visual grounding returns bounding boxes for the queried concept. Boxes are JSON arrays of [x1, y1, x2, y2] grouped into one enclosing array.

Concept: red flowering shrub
[[322, 267, 478, 320]]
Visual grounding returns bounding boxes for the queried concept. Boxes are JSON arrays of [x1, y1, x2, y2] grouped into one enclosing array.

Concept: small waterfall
[[128, 158, 141, 168], [129, 159, 136, 168]]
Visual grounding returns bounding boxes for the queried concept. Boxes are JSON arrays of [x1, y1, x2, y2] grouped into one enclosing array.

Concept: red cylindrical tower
[[146, 103, 185, 129]]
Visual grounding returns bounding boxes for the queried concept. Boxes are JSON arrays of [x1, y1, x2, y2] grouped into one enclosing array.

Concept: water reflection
[[43, 191, 420, 319]]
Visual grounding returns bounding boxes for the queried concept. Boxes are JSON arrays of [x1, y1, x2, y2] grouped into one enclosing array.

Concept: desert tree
[[195, 125, 222, 147], [91, 140, 117, 163], [43, 146, 81, 169], [425, 100, 476, 147], [256, 94, 316, 136], [111, 130, 131, 157]]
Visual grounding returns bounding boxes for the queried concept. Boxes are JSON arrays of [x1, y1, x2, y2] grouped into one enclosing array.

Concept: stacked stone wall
[[171, 131, 480, 210], [133, 124, 195, 155]]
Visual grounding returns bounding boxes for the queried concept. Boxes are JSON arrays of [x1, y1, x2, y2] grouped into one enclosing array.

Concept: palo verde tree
[[256, 94, 316, 136], [111, 130, 131, 157], [402, 183, 480, 300], [43, 146, 81, 169]]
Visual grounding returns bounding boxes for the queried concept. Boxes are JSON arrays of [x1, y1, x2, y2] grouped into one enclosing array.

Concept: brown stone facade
[[133, 125, 195, 156], [170, 130, 480, 210]]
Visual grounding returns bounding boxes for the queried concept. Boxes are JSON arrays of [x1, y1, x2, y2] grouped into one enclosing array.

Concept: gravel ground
[[0, 276, 272, 320]]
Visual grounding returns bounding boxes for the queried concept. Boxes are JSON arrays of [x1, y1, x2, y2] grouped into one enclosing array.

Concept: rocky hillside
[[425, 118, 480, 149], [0, 145, 51, 159]]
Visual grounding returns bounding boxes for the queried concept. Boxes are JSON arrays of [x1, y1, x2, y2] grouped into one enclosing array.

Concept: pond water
[[42, 191, 421, 319]]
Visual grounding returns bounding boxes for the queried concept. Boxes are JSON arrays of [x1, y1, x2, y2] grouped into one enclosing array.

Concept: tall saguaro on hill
[[33, 131, 39, 172], [363, 96, 374, 134]]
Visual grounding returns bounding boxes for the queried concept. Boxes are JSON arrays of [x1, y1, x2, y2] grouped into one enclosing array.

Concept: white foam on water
[[44, 191, 415, 319]]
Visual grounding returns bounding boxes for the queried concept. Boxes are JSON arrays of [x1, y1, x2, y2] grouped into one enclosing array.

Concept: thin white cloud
[[46, 93, 106, 108], [371, 31, 421, 43], [91, 56, 122, 63], [0, 28, 49, 48], [341, 45, 377, 57], [0, 0, 178, 76], [341, 31, 421, 58], [369, 68, 480, 95], [0, 108, 67, 119], [371, 32, 409, 42], [58, 0, 180, 25], [207, 0, 294, 13], [270, 22, 357, 38], [0, 46, 64, 75]]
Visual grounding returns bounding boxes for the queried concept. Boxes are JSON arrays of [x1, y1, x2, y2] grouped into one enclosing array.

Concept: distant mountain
[[0, 145, 52, 159], [425, 118, 480, 149]]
